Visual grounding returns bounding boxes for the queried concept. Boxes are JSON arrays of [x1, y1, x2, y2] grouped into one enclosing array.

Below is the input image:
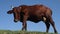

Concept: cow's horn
[[20, 7, 21, 9], [11, 5, 14, 9]]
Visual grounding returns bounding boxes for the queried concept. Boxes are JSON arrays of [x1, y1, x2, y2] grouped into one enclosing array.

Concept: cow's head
[[7, 7, 22, 22]]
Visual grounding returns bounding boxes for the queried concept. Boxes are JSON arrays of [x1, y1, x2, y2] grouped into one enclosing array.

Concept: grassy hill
[[0, 30, 58, 34]]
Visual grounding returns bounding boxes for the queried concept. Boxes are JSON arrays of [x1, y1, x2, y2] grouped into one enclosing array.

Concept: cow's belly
[[28, 19, 41, 23], [27, 16, 42, 23]]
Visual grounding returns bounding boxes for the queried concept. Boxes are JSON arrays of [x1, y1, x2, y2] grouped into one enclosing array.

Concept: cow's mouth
[[14, 19, 19, 22]]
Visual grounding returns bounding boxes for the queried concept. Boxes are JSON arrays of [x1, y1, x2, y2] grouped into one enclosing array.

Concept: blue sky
[[0, 0, 60, 33]]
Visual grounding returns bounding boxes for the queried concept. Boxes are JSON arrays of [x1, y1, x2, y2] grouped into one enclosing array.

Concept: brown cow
[[7, 5, 57, 33]]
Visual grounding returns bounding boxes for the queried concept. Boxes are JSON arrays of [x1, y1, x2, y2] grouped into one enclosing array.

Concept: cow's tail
[[50, 10, 52, 16]]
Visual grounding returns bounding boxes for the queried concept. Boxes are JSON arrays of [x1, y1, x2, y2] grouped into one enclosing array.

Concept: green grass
[[0, 30, 58, 34]]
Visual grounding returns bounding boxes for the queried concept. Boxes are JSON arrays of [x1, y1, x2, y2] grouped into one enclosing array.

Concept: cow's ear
[[7, 10, 13, 14]]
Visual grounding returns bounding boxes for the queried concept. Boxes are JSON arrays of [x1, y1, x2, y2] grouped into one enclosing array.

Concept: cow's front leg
[[22, 14, 28, 31], [22, 21, 27, 31]]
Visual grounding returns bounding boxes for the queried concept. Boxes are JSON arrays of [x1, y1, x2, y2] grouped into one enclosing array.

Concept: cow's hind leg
[[45, 21, 50, 33], [43, 17, 50, 33], [49, 16, 57, 33]]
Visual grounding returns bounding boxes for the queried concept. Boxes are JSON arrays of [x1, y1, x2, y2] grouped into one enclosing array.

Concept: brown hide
[[7, 5, 57, 33]]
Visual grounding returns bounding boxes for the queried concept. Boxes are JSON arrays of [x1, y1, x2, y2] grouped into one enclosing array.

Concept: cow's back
[[27, 5, 52, 16]]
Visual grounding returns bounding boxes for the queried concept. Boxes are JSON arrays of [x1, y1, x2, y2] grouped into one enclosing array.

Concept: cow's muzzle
[[14, 19, 19, 22]]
